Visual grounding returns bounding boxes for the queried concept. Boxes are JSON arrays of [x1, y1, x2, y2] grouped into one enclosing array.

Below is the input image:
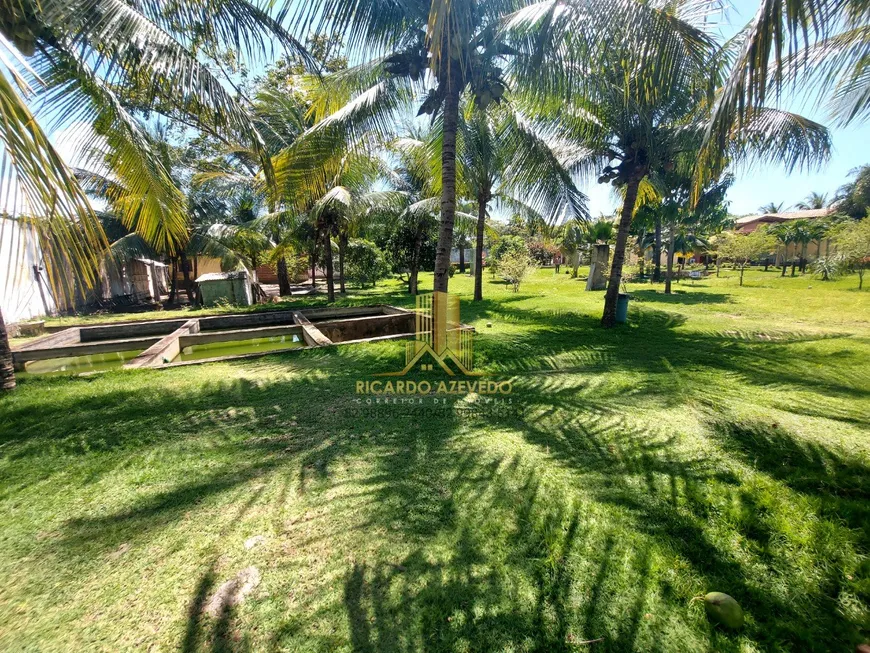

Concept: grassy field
[[1, 267, 868, 652]]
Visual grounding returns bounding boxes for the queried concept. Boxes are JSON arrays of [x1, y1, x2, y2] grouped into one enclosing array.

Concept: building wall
[[0, 219, 57, 323]]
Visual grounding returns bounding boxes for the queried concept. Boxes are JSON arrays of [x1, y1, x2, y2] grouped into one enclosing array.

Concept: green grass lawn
[[1, 268, 868, 652]]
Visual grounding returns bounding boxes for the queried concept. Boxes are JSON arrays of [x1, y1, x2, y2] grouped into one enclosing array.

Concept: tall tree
[[795, 192, 829, 210], [292, 0, 572, 293], [527, 0, 832, 326], [0, 0, 308, 390], [834, 165, 870, 219], [759, 202, 785, 214], [457, 103, 587, 301]]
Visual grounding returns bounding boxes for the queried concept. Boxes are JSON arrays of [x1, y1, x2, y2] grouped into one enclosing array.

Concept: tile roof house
[[734, 208, 833, 233]]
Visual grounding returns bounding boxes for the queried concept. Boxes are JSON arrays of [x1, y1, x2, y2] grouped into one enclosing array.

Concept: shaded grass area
[[0, 270, 868, 652]]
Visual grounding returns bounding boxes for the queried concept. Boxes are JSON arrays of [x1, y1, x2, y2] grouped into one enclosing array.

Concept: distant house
[[734, 208, 832, 234], [734, 208, 835, 264]]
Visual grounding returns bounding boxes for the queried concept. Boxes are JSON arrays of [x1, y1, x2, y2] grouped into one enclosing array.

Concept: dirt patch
[[204, 566, 261, 617]]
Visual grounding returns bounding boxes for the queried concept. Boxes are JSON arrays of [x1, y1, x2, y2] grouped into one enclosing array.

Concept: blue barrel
[[616, 293, 630, 323]]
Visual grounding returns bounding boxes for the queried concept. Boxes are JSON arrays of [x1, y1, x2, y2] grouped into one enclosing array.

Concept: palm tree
[[759, 202, 785, 214], [457, 103, 587, 301], [292, 0, 579, 293], [0, 0, 308, 390], [546, 33, 828, 324], [581, 218, 616, 265], [706, 0, 868, 161], [790, 219, 815, 274], [834, 165, 870, 219], [771, 223, 798, 276], [794, 192, 829, 210]]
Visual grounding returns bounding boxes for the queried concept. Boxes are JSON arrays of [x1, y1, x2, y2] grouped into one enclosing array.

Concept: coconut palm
[[527, 0, 832, 325], [770, 222, 798, 276], [706, 0, 869, 159], [759, 202, 785, 214], [457, 103, 588, 300], [794, 192, 829, 210], [0, 0, 308, 390], [834, 165, 870, 219], [291, 0, 543, 294]]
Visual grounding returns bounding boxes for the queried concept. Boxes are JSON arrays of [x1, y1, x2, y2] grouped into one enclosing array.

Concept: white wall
[[0, 218, 56, 323]]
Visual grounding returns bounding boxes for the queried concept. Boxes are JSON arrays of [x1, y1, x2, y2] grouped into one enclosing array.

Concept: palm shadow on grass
[[630, 289, 733, 305], [1, 299, 867, 651]]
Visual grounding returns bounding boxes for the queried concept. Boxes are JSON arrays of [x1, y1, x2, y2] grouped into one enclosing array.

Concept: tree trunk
[[739, 264, 745, 286], [180, 252, 194, 302], [323, 230, 335, 302], [311, 229, 319, 289], [458, 240, 465, 274], [474, 194, 487, 301], [602, 175, 641, 327], [338, 230, 348, 294], [653, 216, 662, 282], [168, 257, 178, 304], [0, 308, 15, 392], [409, 223, 423, 295], [433, 71, 460, 293], [277, 257, 291, 296], [664, 226, 676, 294]]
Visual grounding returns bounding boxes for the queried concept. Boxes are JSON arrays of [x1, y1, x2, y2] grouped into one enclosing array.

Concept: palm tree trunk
[[602, 176, 641, 327], [665, 226, 676, 294], [0, 309, 15, 392], [180, 252, 194, 302], [168, 257, 178, 304], [323, 230, 335, 302], [277, 257, 291, 296], [474, 193, 487, 301], [311, 229, 319, 289], [653, 216, 662, 282], [338, 230, 348, 295], [433, 72, 460, 293], [409, 223, 423, 296]]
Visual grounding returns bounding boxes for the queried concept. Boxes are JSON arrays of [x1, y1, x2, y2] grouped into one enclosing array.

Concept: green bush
[[490, 235, 529, 271], [345, 239, 389, 288]]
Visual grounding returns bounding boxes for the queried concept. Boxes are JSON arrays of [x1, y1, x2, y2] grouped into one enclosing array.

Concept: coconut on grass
[[699, 592, 744, 629]]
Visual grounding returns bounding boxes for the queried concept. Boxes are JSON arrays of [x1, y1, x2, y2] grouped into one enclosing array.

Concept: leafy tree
[[705, 0, 867, 176], [498, 250, 538, 292], [531, 3, 830, 325], [293, 0, 547, 295], [716, 230, 777, 286], [770, 222, 799, 277], [834, 165, 870, 219], [345, 239, 390, 288], [490, 235, 528, 270], [833, 217, 870, 289]]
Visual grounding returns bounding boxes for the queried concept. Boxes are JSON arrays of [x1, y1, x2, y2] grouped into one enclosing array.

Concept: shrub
[[528, 240, 559, 265], [498, 250, 538, 292], [490, 235, 529, 266], [345, 239, 389, 288], [812, 256, 844, 281]]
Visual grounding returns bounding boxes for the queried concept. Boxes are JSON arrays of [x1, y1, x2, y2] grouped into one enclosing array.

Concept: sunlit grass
[[1, 268, 868, 652]]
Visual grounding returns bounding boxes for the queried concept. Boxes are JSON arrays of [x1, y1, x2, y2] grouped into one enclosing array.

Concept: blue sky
[[584, 0, 869, 217]]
